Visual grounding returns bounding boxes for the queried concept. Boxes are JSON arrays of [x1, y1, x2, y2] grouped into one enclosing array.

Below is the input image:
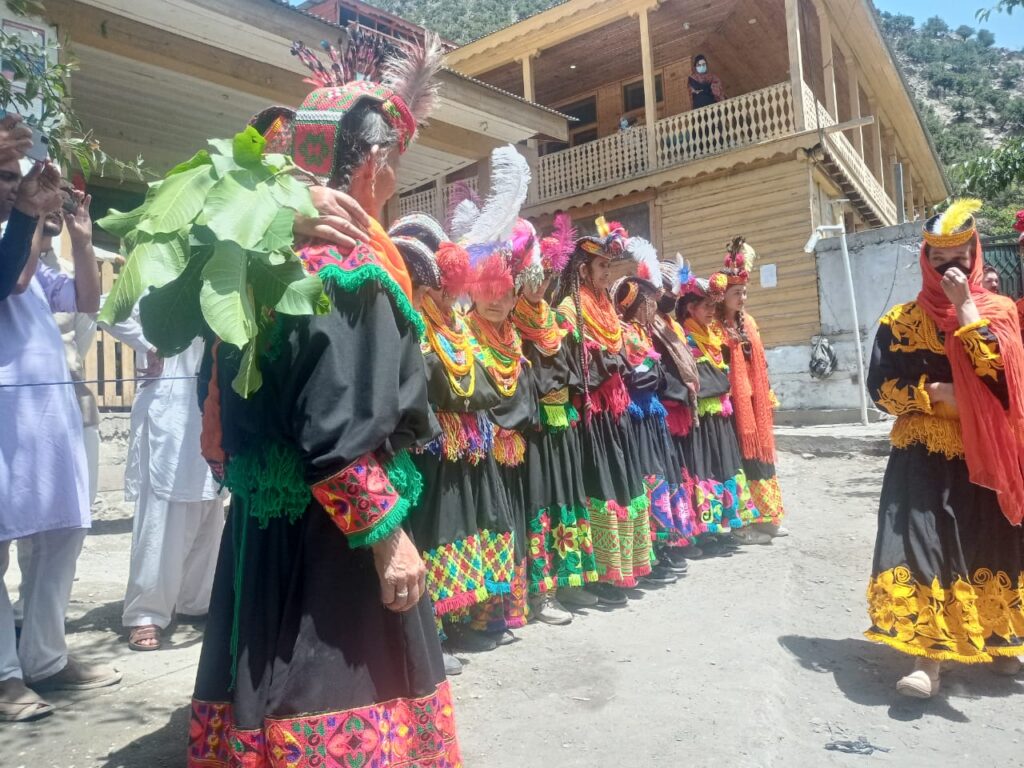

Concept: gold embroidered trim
[[880, 302, 945, 355], [877, 376, 931, 417], [891, 413, 963, 459], [955, 319, 1003, 381], [540, 387, 569, 405], [866, 566, 1024, 664]]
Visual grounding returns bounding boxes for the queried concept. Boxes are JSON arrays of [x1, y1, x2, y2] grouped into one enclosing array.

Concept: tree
[[954, 138, 1024, 198], [978, 2, 1022, 22], [956, 24, 976, 39], [880, 12, 916, 37], [977, 28, 997, 47], [921, 16, 950, 37]]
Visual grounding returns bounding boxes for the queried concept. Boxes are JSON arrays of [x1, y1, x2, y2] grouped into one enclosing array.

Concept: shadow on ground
[[778, 635, 1024, 724], [100, 703, 190, 768]]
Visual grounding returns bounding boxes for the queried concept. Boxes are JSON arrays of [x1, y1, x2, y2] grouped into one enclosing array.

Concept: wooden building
[[428, 0, 950, 349], [37, 0, 566, 407]]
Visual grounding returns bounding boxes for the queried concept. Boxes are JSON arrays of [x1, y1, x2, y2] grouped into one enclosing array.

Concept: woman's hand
[[927, 381, 956, 407], [371, 528, 426, 613], [941, 267, 981, 327], [293, 187, 372, 253], [13, 162, 61, 219]]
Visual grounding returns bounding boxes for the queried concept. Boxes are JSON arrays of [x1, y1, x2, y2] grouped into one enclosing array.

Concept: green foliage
[[978, 2, 1022, 23], [977, 29, 997, 47], [364, 0, 564, 44], [956, 25, 976, 39], [98, 127, 324, 397], [954, 138, 1024, 198], [921, 16, 949, 36]]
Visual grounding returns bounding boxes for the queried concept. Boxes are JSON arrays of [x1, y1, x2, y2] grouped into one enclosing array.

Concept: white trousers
[[122, 490, 224, 629], [0, 527, 87, 682]]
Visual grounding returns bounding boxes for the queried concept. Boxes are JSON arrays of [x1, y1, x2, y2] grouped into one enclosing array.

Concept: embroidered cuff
[[954, 319, 1002, 381], [876, 376, 931, 416], [311, 452, 409, 548], [953, 318, 990, 337]]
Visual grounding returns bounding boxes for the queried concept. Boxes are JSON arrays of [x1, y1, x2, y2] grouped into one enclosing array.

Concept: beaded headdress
[[720, 236, 756, 286], [390, 212, 471, 296], [923, 198, 981, 249], [575, 216, 629, 259]]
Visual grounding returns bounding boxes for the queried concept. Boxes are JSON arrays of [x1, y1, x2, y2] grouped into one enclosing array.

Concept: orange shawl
[[365, 216, 413, 301], [722, 314, 776, 464], [916, 238, 1024, 525]]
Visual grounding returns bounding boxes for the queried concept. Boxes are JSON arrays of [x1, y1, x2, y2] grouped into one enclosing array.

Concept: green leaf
[[202, 172, 280, 249], [97, 204, 147, 239], [167, 149, 212, 177], [232, 340, 263, 397], [250, 255, 325, 316], [208, 137, 233, 156], [233, 127, 266, 167], [269, 173, 318, 217], [200, 242, 257, 348], [137, 251, 211, 356], [97, 233, 188, 326], [138, 165, 217, 235], [260, 208, 297, 253]]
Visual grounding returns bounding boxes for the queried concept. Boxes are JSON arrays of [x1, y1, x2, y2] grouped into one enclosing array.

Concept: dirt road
[[6, 451, 1023, 767]]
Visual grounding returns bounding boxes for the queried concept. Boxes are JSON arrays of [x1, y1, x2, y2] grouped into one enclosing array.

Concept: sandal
[[0, 678, 54, 722], [128, 624, 162, 652]]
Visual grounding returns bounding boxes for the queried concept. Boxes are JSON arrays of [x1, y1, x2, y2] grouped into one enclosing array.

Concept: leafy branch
[[952, 138, 1024, 198], [0, 0, 146, 179], [977, 2, 1021, 22]]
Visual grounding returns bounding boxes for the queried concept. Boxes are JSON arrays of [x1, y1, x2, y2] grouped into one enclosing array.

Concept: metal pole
[[837, 228, 870, 426]]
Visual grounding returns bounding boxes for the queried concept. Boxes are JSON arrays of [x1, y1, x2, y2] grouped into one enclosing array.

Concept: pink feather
[[542, 213, 576, 273]]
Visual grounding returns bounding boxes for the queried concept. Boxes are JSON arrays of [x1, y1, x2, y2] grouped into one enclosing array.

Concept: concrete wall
[[769, 221, 923, 414]]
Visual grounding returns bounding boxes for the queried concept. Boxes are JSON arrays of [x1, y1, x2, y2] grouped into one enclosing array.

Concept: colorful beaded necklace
[[621, 321, 654, 367], [422, 295, 476, 398], [683, 316, 727, 370], [512, 296, 565, 357], [467, 311, 523, 398], [580, 284, 623, 354]]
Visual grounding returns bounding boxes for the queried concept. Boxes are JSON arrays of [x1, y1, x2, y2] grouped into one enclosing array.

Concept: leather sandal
[[128, 624, 162, 652], [0, 678, 54, 722]]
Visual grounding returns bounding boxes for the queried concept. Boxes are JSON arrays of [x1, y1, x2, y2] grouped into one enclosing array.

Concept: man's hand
[[293, 186, 372, 253], [137, 349, 164, 385], [63, 192, 93, 248], [371, 528, 426, 613], [0, 114, 33, 164], [13, 162, 61, 219]]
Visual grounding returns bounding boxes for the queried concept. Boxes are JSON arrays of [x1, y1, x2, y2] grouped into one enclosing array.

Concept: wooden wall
[[658, 157, 820, 347]]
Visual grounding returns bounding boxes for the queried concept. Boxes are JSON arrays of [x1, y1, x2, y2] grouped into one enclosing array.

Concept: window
[[571, 129, 598, 147], [562, 97, 597, 127], [622, 75, 664, 113]]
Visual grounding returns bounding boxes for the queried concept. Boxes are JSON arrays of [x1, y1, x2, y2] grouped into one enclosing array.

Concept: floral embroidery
[[527, 505, 598, 593], [311, 453, 409, 548], [955, 319, 1003, 381], [881, 301, 945, 355], [187, 681, 462, 768], [866, 566, 1024, 663], [875, 375, 932, 417]]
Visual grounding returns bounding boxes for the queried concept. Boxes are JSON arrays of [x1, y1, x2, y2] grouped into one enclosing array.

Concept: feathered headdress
[[277, 28, 443, 180], [461, 146, 531, 248], [389, 212, 471, 296], [679, 271, 726, 304], [539, 213, 576, 273], [659, 252, 686, 295], [511, 219, 545, 292], [719, 236, 756, 286], [626, 236, 660, 289], [923, 198, 982, 249]]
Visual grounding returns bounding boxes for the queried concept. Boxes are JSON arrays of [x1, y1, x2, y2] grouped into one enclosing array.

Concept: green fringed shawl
[[318, 263, 426, 341]]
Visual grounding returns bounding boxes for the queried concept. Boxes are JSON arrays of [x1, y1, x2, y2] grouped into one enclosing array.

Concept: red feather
[[435, 242, 471, 296], [470, 254, 514, 302]]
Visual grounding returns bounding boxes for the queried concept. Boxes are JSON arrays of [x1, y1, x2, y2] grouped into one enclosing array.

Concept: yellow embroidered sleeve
[[954, 319, 1003, 381], [880, 302, 945, 355], [876, 374, 932, 416]]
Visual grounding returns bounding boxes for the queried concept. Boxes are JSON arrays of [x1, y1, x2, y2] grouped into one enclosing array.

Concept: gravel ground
[[5, 451, 1024, 767]]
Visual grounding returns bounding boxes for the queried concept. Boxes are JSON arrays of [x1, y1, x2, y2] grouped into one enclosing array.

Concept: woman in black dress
[[866, 201, 1024, 698], [187, 36, 464, 766]]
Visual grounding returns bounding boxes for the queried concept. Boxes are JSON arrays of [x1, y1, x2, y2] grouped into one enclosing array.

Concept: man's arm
[[65, 193, 100, 313], [0, 209, 38, 299]]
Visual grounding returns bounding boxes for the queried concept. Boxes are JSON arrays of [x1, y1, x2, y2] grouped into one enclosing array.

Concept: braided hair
[[715, 295, 752, 360], [556, 247, 593, 418], [329, 101, 399, 191]]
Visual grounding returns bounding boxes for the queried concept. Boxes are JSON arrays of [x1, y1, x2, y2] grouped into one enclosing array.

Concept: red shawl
[[723, 315, 776, 464], [917, 239, 1024, 525]]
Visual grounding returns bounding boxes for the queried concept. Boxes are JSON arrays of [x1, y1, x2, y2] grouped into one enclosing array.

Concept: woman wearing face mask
[[712, 238, 787, 539], [511, 216, 601, 622], [865, 199, 1024, 699], [688, 54, 725, 110], [556, 218, 654, 607], [613, 242, 692, 583], [677, 274, 764, 551]]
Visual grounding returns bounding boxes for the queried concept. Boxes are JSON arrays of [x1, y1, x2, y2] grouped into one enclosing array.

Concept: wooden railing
[[801, 84, 898, 225], [532, 82, 796, 205], [398, 177, 478, 225], [84, 260, 139, 410]]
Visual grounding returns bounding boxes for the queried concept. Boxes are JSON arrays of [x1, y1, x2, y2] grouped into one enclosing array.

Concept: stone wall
[[768, 221, 923, 416], [96, 412, 132, 515]]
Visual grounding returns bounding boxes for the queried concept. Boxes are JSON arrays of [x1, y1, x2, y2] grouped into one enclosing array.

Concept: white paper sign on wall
[[760, 263, 777, 288]]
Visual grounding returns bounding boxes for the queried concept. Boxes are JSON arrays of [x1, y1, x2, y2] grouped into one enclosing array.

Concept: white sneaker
[[896, 659, 941, 698], [530, 594, 573, 625]]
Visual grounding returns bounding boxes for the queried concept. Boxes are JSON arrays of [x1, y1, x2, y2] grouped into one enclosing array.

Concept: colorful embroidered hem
[[650, 471, 700, 545], [527, 504, 599, 593], [187, 680, 462, 767], [455, 559, 529, 631], [423, 529, 516, 617], [311, 452, 422, 548], [587, 494, 654, 588], [748, 475, 784, 527], [865, 566, 1024, 664], [692, 468, 759, 535]]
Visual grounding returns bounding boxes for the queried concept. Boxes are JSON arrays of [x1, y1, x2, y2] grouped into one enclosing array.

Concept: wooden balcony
[[398, 177, 479, 222]]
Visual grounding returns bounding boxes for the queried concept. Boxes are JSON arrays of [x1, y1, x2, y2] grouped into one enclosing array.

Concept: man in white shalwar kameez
[[101, 307, 224, 651], [1, 180, 121, 723]]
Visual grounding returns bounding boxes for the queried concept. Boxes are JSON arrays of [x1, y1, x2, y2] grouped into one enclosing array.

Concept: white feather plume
[[382, 31, 444, 129], [627, 236, 660, 287], [463, 145, 531, 246], [449, 199, 480, 242]]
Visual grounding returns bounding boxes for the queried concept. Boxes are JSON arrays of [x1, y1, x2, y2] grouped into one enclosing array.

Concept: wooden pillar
[[868, 99, 884, 186], [903, 162, 915, 220], [786, 0, 806, 130], [637, 4, 659, 170], [521, 51, 540, 151], [818, 5, 837, 118], [847, 62, 863, 155], [882, 128, 898, 200]]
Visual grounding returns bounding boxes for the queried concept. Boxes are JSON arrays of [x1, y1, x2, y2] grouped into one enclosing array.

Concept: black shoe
[[585, 582, 628, 606], [640, 564, 678, 586], [660, 548, 689, 568], [658, 558, 688, 575], [446, 627, 497, 653]]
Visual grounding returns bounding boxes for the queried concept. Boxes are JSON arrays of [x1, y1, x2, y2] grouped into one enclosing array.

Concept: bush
[[955, 25, 975, 40], [977, 29, 997, 48], [921, 16, 949, 37]]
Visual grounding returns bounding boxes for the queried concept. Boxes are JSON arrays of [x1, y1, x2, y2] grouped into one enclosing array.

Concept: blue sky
[[875, 1, 1024, 49]]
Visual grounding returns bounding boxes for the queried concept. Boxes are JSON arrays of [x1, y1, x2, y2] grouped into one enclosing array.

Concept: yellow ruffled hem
[[863, 630, 1003, 665]]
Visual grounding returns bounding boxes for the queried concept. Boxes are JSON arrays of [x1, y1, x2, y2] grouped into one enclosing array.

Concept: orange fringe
[[493, 427, 526, 467], [722, 315, 776, 464]]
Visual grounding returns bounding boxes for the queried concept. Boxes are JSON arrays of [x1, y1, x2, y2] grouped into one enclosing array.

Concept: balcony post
[[868, 101, 885, 188], [785, 0, 807, 131], [846, 59, 864, 155], [521, 50, 540, 151], [903, 161, 916, 220], [818, 3, 838, 118], [637, 4, 659, 171]]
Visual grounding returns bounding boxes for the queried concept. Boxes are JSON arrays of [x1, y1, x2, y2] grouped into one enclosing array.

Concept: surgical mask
[[696, 63, 708, 74]]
